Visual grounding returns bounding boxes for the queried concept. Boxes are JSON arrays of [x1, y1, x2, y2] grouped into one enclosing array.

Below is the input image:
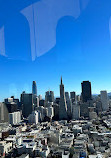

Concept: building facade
[[32, 81, 37, 96], [81, 81, 92, 102], [100, 91, 109, 111], [59, 77, 68, 120], [21, 92, 33, 118]]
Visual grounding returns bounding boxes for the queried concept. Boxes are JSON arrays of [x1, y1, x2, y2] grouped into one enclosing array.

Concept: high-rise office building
[[100, 91, 109, 111], [72, 103, 80, 120], [38, 95, 42, 101], [28, 111, 38, 124], [59, 77, 67, 120], [81, 81, 92, 102], [76, 95, 80, 102], [65, 92, 72, 120], [9, 111, 21, 125], [65, 92, 70, 100], [4, 98, 18, 113], [39, 99, 45, 107], [80, 102, 89, 118], [55, 98, 60, 105], [4, 98, 13, 103], [47, 106, 54, 119], [66, 99, 72, 120], [70, 91, 76, 103], [32, 81, 37, 109], [32, 81, 37, 96], [11, 96, 20, 109], [21, 91, 33, 118], [96, 101, 102, 114], [0, 103, 9, 123], [53, 103, 59, 120], [33, 96, 39, 109], [45, 91, 54, 103]]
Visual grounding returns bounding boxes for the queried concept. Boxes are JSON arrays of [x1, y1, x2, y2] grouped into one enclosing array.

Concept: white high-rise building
[[36, 97, 39, 107], [72, 103, 80, 120], [9, 111, 21, 125], [47, 106, 54, 118], [28, 111, 38, 124], [100, 91, 109, 111], [38, 95, 42, 101]]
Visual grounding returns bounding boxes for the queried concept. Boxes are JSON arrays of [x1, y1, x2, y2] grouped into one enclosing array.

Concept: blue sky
[[0, 0, 111, 101]]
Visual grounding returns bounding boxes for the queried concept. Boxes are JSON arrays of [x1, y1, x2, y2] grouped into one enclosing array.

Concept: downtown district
[[0, 78, 111, 158]]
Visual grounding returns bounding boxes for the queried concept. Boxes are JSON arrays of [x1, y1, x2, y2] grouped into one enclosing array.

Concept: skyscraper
[[65, 92, 70, 100], [70, 91, 76, 103], [28, 111, 38, 124], [59, 77, 68, 120], [45, 91, 54, 103], [21, 91, 33, 118], [32, 81, 37, 96], [38, 95, 42, 100], [9, 111, 21, 125], [81, 81, 92, 102], [100, 91, 109, 111], [4, 98, 18, 113], [32, 81, 37, 109], [72, 103, 80, 120], [65, 92, 72, 120], [0, 103, 9, 123]]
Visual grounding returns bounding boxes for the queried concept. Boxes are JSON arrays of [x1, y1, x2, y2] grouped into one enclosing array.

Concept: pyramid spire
[[61, 76, 63, 85]]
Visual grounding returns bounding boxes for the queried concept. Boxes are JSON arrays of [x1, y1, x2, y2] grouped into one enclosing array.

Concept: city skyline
[[1, 1, 111, 157], [0, 0, 111, 101], [0, 78, 110, 102]]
